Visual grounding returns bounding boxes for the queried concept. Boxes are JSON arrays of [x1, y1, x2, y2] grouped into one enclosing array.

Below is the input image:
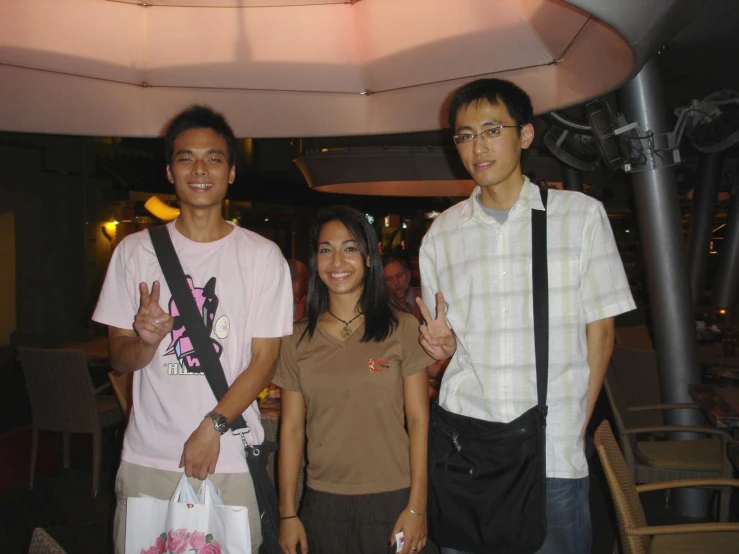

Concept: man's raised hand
[[133, 281, 174, 348], [416, 292, 457, 360]]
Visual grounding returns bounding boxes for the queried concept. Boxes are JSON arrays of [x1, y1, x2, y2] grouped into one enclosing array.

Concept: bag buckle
[[234, 426, 252, 448]]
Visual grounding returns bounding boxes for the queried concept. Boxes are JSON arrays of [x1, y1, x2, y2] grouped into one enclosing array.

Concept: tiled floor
[[0, 384, 731, 554], [1, 432, 718, 554]]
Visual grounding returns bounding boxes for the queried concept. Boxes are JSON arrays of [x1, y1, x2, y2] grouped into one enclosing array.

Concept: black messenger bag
[[427, 187, 549, 554]]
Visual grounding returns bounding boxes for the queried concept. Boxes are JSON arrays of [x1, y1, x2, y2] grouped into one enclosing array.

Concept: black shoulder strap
[[531, 187, 549, 413], [148, 225, 248, 431]]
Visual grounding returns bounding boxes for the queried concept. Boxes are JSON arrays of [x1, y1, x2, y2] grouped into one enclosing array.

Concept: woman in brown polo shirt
[[273, 205, 432, 554]]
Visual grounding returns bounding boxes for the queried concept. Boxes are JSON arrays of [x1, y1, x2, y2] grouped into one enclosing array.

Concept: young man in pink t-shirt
[[93, 105, 293, 554]]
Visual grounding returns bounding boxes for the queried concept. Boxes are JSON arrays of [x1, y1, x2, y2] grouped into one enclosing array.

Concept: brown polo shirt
[[273, 311, 432, 495]]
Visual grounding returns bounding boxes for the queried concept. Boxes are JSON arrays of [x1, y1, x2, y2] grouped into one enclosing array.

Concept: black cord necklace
[[327, 310, 364, 340]]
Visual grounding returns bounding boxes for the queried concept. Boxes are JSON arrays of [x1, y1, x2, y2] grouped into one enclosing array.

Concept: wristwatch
[[205, 411, 229, 435]]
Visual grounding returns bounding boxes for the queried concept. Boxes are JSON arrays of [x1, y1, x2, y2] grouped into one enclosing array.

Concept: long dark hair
[[302, 205, 398, 343]]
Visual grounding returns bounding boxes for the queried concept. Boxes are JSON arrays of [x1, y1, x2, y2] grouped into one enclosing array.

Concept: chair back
[[610, 346, 664, 429], [108, 371, 132, 419], [594, 421, 650, 554], [28, 528, 68, 554], [603, 368, 640, 477], [18, 347, 100, 433]]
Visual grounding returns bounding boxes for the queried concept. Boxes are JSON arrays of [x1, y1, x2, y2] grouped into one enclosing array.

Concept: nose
[[192, 159, 207, 175], [330, 249, 343, 266], [473, 135, 489, 155]]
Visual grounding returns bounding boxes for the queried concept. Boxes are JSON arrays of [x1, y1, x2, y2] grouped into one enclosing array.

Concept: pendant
[[340, 324, 354, 340]]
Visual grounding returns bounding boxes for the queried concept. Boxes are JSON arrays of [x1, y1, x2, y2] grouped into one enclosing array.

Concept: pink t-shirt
[[93, 221, 293, 473]]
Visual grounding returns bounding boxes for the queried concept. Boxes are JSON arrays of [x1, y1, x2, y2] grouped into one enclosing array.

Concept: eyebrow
[[174, 148, 227, 157], [319, 239, 359, 246], [455, 120, 505, 133]]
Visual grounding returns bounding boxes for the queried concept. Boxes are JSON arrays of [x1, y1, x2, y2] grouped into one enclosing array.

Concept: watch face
[[208, 412, 228, 434]]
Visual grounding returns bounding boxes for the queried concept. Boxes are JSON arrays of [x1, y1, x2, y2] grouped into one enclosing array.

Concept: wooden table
[[61, 337, 110, 367], [698, 343, 739, 369], [689, 384, 739, 429]]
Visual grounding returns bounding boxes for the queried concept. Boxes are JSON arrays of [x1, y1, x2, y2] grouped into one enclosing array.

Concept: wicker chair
[[28, 528, 67, 554], [107, 370, 132, 419], [594, 421, 739, 554], [18, 347, 124, 496], [605, 345, 734, 521]]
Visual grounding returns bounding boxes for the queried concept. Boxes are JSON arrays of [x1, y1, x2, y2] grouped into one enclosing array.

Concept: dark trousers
[[301, 487, 409, 554]]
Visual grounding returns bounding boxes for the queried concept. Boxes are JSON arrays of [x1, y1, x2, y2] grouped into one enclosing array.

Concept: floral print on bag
[[141, 529, 222, 554]]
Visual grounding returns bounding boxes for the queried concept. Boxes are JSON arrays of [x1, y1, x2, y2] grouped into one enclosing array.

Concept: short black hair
[[448, 78, 533, 131], [303, 205, 398, 343], [383, 256, 410, 271], [163, 105, 237, 166]]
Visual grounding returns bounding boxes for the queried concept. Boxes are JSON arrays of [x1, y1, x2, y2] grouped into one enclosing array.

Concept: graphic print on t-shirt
[[164, 275, 223, 375], [368, 358, 390, 373]]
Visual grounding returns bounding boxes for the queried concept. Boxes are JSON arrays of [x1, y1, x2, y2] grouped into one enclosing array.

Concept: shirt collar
[[457, 176, 544, 228]]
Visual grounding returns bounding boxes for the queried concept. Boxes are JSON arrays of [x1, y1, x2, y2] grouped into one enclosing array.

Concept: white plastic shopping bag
[[125, 474, 251, 554]]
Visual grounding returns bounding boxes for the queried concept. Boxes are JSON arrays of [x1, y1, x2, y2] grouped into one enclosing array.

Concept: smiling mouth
[[329, 272, 352, 279], [188, 183, 214, 190], [473, 161, 495, 170]]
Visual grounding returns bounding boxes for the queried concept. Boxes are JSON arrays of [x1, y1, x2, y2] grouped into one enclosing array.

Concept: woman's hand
[[279, 517, 308, 554], [390, 508, 427, 553]]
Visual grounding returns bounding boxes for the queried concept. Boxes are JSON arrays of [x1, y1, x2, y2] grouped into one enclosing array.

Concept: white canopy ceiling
[[0, 0, 636, 137]]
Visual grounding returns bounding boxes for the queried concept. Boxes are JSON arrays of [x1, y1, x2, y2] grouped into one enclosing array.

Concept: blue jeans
[[440, 477, 591, 554]]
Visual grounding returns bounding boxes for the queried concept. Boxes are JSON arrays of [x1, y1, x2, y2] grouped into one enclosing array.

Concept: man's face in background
[[384, 261, 411, 301]]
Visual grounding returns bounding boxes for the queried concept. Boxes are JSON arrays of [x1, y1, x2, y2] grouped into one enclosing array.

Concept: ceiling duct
[[543, 126, 600, 172], [542, 111, 593, 134]]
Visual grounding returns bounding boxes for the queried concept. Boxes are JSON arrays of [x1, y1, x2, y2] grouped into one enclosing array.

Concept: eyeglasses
[[452, 125, 521, 145]]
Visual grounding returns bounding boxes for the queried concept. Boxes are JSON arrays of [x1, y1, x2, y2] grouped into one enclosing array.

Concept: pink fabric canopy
[[0, 0, 635, 137]]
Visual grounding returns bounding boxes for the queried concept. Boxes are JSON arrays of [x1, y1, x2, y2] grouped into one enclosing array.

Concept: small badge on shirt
[[368, 358, 390, 373], [215, 315, 230, 339]]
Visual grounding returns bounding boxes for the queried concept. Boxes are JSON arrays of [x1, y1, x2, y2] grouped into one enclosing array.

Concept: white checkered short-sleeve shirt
[[420, 178, 635, 478]]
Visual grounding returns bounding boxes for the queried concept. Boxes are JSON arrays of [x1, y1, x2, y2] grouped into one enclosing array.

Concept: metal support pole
[[687, 153, 723, 313], [618, 57, 705, 517], [712, 181, 739, 316], [561, 164, 584, 192]]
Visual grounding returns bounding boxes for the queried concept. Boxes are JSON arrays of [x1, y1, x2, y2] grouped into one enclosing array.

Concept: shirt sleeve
[[91, 238, 140, 330], [579, 202, 636, 323], [253, 244, 294, 338], [272, 329, 301, 391], [399, 312, 435, 378]]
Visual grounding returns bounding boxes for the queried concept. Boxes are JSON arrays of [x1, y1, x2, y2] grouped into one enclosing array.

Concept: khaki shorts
[[113, 460, 262, 554]]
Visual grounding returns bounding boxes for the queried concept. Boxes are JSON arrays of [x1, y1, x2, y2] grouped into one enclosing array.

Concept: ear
[[228, 165, 236, 185], [166, 165, 174, 184], [520, 123, 535, 150]]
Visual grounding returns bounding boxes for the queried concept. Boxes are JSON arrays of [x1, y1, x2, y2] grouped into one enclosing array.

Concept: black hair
[[383, 256, 410, 272], [163, 105, 237, 166], [303, 205, 398, 343], [448, 78, 533, 131]]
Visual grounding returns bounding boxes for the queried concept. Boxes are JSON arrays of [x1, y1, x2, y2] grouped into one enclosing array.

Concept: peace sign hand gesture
[[416, 292, 456, 361], [133, 281, 174, 348]]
